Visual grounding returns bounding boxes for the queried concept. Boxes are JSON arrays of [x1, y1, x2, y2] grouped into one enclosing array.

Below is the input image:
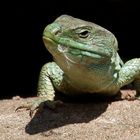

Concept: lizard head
[[43, 15, 118, 67]]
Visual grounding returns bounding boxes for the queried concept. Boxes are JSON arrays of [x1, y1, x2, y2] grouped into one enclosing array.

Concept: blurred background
[[1, 0, 139, 98]]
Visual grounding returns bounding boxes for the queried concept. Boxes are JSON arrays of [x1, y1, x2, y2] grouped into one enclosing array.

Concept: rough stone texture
[[0, 90, 140, 140]]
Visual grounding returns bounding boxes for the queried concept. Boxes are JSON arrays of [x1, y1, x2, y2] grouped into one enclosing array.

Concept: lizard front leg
[[16, 62, 63, 117], [117, 58, 140, 98]]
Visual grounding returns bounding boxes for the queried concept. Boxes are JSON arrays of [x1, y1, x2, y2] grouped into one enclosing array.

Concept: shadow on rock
[[25, 94, 112, 134]]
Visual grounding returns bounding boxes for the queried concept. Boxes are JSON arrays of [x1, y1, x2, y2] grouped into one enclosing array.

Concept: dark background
[[1, 0, 139, 98]]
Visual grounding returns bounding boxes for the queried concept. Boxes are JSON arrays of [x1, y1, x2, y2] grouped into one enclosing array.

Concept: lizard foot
[[116, 90, 136, 101], [15, 98, 63, 117]]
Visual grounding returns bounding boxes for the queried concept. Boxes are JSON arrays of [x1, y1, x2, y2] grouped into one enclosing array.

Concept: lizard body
[[18, 15, 140, 116]]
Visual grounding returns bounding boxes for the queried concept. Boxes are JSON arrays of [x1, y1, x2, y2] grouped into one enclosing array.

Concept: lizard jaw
[[58, 44, 69, 53]]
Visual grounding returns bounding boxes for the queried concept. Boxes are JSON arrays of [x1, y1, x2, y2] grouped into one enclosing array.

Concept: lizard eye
[[78, 30, 90, 38]]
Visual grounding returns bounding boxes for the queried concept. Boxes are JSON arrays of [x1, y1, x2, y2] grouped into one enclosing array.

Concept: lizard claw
[[15, 102, 40, 118], [16, 99, 63, 118]]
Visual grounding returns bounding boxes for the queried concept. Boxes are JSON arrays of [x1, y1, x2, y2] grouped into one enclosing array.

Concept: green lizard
[[17, 15, 140, 117]]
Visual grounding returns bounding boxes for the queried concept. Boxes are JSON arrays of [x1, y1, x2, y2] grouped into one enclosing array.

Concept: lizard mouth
[[43, 36, 112, 67], [43, 36, 111, 59], [57, 44, 105, 59]]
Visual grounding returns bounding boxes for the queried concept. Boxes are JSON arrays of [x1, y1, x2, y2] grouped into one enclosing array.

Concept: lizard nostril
[[44, 23, 62, 36]]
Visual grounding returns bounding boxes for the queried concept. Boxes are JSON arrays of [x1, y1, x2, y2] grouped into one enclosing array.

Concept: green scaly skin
[[18, 15, 140, 117]]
